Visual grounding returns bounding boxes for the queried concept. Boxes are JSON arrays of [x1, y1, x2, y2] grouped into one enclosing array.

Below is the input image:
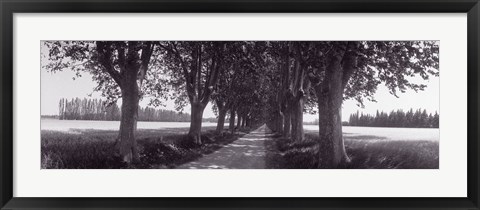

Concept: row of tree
[[44, 41, 439, 166], [137, 107, 190, 122], [347, 109, 439, 128], [44, 41, 269, 163], [263, 41, 439, 168], [58, 98, 121, 120], [58, 98, 190, 122]]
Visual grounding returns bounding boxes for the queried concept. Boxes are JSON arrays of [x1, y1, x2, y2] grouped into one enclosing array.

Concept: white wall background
[[14, 13, 467, 197]]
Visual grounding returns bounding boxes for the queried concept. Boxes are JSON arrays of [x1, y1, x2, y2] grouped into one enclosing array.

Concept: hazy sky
[[41, 68, 439, 122]]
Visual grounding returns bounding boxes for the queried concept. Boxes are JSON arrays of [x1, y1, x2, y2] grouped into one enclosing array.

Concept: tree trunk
[[277, 110, 284, 133], [242, 115, 247, 127], [290, 102, 297, 139], [274, 91, 284, 133], [216, 108, 227, 133], [237, 114, 242, 129], [283, 108, 291, 137], [316, 45, 350, 168], [229, 109, 236, 134], [117, 81, 140, 164], [317, 96, 349, 168], [280, 43, 291, 136], [290, 44, 307, 142], [290, 96, 305, 142], [188, 102, 206, 144]]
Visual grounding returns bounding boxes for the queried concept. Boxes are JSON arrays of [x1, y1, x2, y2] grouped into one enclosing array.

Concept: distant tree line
[[58, 98, 190, 122], [58, 98, 119, 120], [347, 109, 439, 128], [137, 107, 190, 122]]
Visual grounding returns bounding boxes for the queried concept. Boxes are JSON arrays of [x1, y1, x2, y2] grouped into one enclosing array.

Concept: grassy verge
[[265, 133, 439, 169], [41, 127, 252, 169]]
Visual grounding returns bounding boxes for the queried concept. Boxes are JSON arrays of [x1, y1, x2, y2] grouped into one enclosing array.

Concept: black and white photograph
[[40, 41, 439, 169]]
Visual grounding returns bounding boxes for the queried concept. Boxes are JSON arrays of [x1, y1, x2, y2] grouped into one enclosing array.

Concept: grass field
[[41, 127, 251, 169], [265, 133, 439, 169], [41, 120, 439, 169]]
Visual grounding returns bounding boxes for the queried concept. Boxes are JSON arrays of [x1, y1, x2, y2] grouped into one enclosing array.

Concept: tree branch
[[138, 41, 154, 87], [341, 41, 359, 90], [159, 42, 194, 101], [196, 44, 202, 99], [96, 41, 123, 86], [201, 43, 223, 105]]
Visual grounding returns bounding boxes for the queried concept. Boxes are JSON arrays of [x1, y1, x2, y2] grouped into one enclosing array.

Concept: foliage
[[285, 41, 439, 107], [42, 41, 167, 106], [344, 41, 439, 107], [156, 42, 226, 109]]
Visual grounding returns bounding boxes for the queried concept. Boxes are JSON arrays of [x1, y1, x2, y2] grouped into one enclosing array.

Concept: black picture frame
[[1, 0, 479, 209]]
